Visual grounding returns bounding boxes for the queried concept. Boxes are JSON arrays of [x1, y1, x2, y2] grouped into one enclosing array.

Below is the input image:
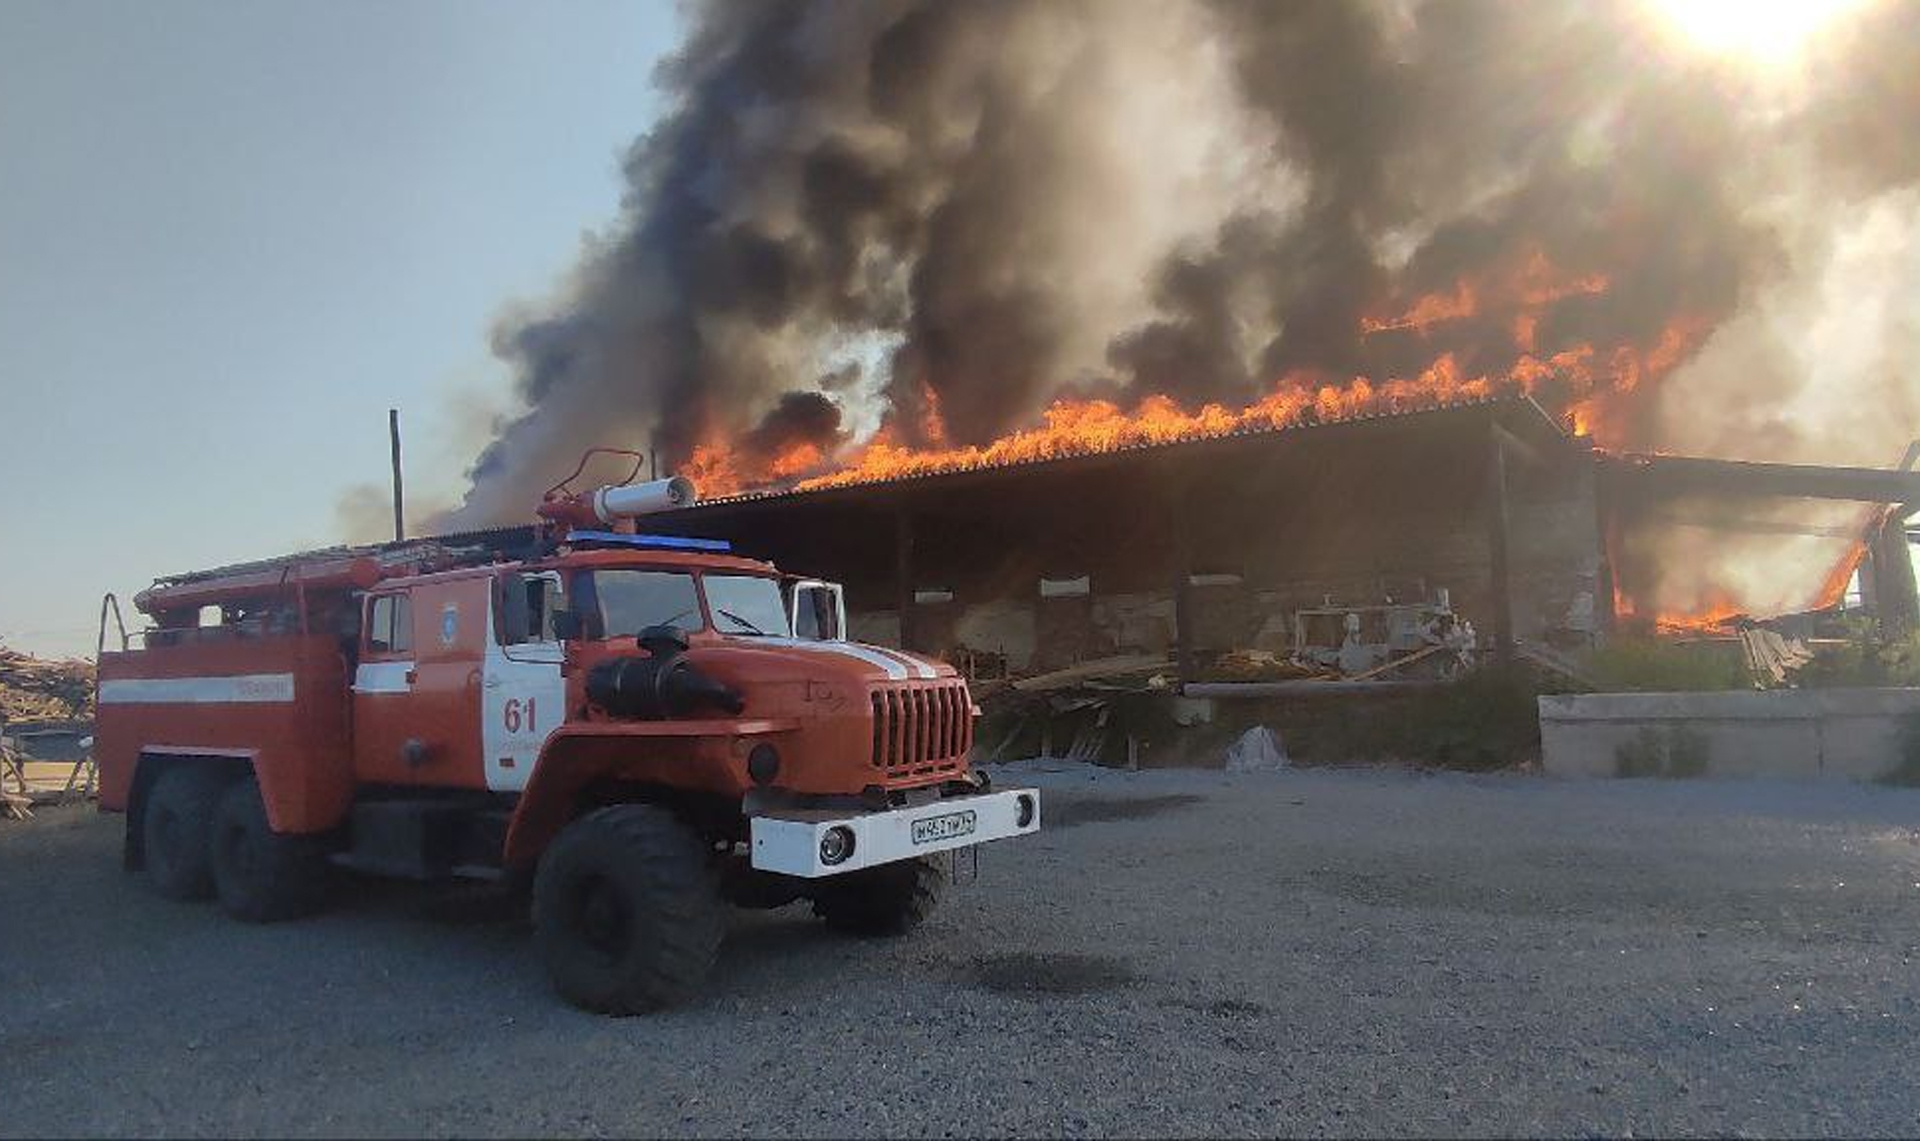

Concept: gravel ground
[[4, 763, 1920, 1138]]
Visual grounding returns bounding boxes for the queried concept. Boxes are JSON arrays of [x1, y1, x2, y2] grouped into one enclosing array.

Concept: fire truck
[[92, 450, 1039, 1013]]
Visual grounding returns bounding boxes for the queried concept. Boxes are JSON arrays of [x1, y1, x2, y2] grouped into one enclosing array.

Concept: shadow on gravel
[[1161, 996, 1268, 1018], [320, 873, 531, 928], [411, 887, 531, 928], [967, 951, 1139, 997], [1042, 794, 1203, 830]]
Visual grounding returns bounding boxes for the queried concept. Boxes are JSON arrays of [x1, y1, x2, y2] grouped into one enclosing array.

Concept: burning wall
[[444, 0, 1920, 626]]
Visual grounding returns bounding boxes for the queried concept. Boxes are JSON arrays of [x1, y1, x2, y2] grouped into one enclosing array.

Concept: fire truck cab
[[93, 461, 1038, 1014]]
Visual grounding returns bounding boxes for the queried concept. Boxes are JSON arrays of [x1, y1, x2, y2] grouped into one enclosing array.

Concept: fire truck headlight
[[747, 743, 780, 785], [819, 826, 856, 867]]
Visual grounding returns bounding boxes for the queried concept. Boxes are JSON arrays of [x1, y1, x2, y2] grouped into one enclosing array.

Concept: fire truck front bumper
[[749, 788, 1040, 878]]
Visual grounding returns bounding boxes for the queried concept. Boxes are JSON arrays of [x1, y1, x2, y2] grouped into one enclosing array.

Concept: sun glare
[[1646, 0, 1869, 66]]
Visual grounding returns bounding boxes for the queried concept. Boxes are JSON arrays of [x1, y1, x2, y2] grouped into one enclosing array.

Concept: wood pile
[[0, 643, 95, 722], [978, 655, 1178, 768], [1205, 649, 1334, 683], [1, 645, 96, 819]]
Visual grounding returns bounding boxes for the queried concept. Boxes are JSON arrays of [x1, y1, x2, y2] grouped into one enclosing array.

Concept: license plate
[[911, 809, 977, 845]]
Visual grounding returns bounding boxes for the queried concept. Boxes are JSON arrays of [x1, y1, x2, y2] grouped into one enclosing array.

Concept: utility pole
[[389, 408, 405, 543]]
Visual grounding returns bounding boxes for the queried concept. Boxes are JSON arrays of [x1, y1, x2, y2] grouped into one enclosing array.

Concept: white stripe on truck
[[97, 673, 296, 705], [747, 637, 938, 679]]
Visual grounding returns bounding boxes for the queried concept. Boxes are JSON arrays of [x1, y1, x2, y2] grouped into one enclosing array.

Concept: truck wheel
[[208, 777, 329, 922], [142, 766, 227, 901], [532, 804, 726, 1015], [811, 857, 945, 936]]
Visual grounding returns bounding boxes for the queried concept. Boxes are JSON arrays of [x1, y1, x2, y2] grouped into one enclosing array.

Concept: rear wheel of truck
[[811, 856, 945, 936], [208, 777, 329, 922], [141, 766, 227, 901], [532, 804, 726, 1015]]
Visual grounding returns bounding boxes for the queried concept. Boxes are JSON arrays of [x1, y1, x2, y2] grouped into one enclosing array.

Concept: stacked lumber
[[0, 643, 95, 722], [1009, 654, 1171, 693], [1206, 649, 1334, 682], [1738, 627, 1816, 687]]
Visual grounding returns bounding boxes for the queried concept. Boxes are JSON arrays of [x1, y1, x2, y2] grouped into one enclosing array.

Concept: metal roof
[[680, 393, 1570, 513]]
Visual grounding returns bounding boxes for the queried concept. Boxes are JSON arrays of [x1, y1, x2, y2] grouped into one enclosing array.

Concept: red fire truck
[[92, 451, 1039, 1013]]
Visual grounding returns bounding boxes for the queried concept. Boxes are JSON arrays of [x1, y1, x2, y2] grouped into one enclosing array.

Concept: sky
[[0, 0, 681, 658]]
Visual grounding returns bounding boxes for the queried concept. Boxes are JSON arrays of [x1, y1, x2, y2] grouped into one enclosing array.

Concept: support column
[[1591, 452, 1618, 636], [894, 506, 915, 652], [1170, 481, 1196, 684], [1873, 507, 1918, 637], [1486, 423, 1515, 668]]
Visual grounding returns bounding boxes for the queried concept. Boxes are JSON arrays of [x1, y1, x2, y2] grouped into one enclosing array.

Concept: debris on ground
[[1223, 725, 1289, 772]]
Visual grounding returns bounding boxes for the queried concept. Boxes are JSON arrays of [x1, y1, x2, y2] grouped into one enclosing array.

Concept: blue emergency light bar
[[565, 530, 733, 553]]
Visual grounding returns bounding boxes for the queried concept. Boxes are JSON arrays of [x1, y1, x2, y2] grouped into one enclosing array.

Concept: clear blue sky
[[0, 0, 680, 658]]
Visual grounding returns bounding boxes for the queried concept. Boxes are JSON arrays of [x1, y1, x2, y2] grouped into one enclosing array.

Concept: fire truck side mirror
[[550, 609, 583, 642], [789, 580, 846, 641]]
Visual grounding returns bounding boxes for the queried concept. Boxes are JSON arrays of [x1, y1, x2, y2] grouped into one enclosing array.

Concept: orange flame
[[687, 244, 1714, 643], [1360, 282, 1478, 334], [1810, 537, 1869, 612], [679, 441, 742, 495], [645, 244, 1818, 636], [768, 442, 824, 481], [919, 380, 952, 447], [796, 358, 1502, 492]]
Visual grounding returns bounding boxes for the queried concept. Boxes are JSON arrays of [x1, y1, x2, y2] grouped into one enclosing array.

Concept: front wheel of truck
[[811, 856, 945, 936], [532, 804, 726, 1015]]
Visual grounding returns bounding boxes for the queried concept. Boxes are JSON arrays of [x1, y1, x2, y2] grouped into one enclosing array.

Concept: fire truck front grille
[[869, 681, 972, 779]]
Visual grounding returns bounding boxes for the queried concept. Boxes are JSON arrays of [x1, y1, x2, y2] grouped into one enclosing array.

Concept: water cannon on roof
[[535, 447, 699, 533]]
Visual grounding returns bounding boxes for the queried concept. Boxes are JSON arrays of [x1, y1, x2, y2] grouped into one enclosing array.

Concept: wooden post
[[388, 408, 405, 543], [1591, 451, 1617, 636], [894, 506, 915, 651], [1169, 482, 1196, 685], [1486, 422, 1515, 668]]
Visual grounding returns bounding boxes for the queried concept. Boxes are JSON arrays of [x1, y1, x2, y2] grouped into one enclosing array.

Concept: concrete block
[[1538, 688, 1920, 782]]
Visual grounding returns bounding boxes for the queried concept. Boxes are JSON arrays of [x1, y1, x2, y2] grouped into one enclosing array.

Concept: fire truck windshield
[[702, 574, 793, 638], [586, 569, 704, 637]]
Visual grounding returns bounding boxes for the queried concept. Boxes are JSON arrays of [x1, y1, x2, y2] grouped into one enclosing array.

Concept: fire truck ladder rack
[[151, 544, 370, 589], [145, 526, 547, 602]]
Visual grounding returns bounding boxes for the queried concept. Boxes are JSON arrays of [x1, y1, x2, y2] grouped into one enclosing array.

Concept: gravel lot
[[4, 763, 1920, 1138]]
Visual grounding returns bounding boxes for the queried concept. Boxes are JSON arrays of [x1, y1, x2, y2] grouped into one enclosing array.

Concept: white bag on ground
[[1224, 726, 1289, 772]]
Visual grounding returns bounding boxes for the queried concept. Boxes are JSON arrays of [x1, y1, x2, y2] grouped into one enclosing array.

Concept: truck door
[[352, 578, 490, 788], [352, 587, 418, 784], [483, 570, 568, 792], [406, 577, 489, 788]]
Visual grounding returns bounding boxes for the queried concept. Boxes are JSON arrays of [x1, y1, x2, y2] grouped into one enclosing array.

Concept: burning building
[[636, 396, 1918, 685], [430, 0, 1920, 671]]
